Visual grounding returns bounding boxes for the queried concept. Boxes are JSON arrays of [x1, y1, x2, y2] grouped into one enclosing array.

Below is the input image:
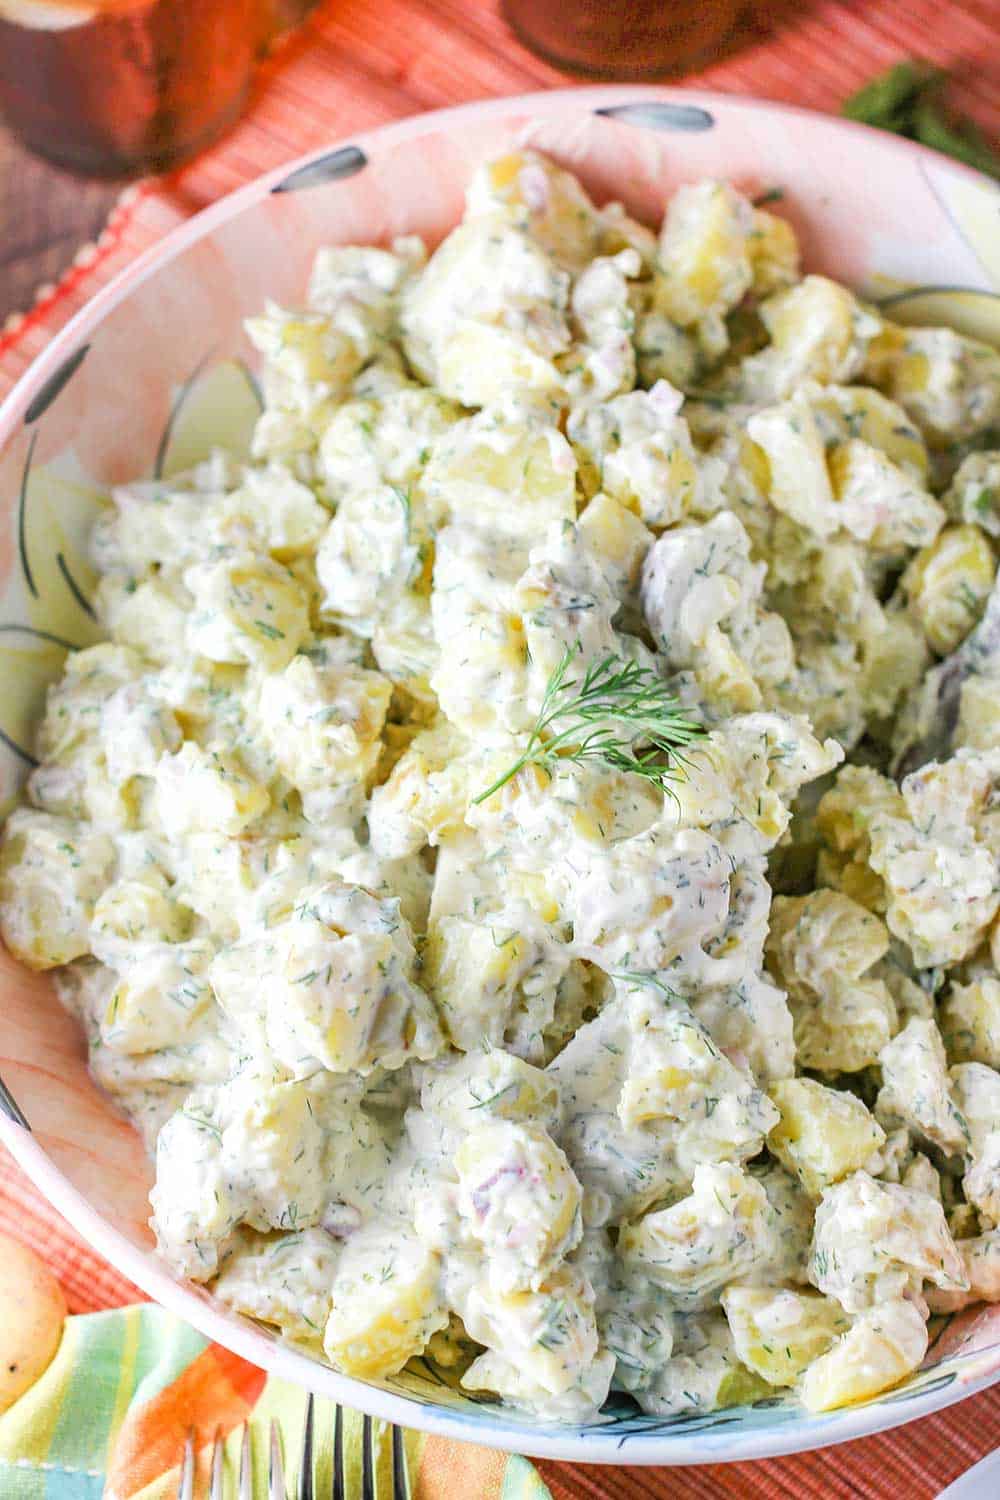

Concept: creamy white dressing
[[4, 149, 1000, 1422]]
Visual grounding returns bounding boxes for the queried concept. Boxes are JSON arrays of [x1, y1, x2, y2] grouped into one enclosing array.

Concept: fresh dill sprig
[[472, 643, 705, 805]]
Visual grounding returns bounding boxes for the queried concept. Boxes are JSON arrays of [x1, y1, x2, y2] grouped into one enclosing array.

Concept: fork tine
[[360, 1414, 374, 1500], [391, 1424, 409, 1500], [238, 1422, 253, 1500], [270, 1419, 287, 1500], [209, 1430, 225, 1500], [176, 1429, 195, 1500], [331, 1406, 344, 1500], [298, 1394, 315, 1500]]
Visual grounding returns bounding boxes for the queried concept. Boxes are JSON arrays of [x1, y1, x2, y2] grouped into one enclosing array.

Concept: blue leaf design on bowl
[[56, 553, 96, 620], [0, 1073, 30, 1131], [877, 1369, 956, 1404], [272, 145, 369, 194], [0, 625, 79, 770], [0, 725, 37, 769], [596, 101, 715, 133], [0, 625, 81, 651], [876, 284, 1000, 310], [154, 349, 217, 479], [17, 431, 39, 599], [24, 344, 90, 426]]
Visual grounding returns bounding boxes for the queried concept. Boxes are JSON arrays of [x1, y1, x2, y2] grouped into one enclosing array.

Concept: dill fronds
[[472, 643, 705, 805]]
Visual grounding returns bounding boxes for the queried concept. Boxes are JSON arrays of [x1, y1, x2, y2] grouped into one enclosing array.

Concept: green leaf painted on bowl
[[878, 286, 1000, 348], [19, 462, 106, 646], [154, 356, 261, 480], [0, 625, 73, 789]]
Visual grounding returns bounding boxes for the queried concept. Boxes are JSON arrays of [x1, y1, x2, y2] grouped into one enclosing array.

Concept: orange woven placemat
[[2, 1, 1000, 1492]]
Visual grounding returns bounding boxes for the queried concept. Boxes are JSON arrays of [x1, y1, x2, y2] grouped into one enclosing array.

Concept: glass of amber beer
[[0, 0, 303, 177], [502, 0, 745, 78]]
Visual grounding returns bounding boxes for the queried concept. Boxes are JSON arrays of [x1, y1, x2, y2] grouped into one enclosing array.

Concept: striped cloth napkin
[[0, 1300, 548, 1499]]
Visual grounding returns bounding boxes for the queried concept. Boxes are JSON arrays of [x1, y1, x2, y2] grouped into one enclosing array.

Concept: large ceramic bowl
[[2, 86, 1000, 1466]]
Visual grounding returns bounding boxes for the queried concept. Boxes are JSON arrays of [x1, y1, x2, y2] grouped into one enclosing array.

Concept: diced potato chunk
[[957, 675, 1000, 753], [102, 942, 213, 1056], [209, 879, 442, 1075], [150, 1068, 338, 1280], [759, 275, 881, 388], [185, 552, 308, 670], [811, 385, 928, 481], [34, 642, 142, 763], [928, 1229, 1000, 1313], [628, 1310, 770, 1417], [766, 891, 897, 1072], [877, 1018, 970, 1156], [152, 743, 268, 838], [424, 908, 581, 1062], [460, 1265, 600, 1400], [866, 752, 1000, 970], [401, 216, 569, 406], [942, 975, 1000, 1067], [90, 877, 187, 951], [800, 1300, 928, 1412], [721, 1285, 849, 1387], [577, 491, 653, 598], [97, 576, 189, 665], [902, 523, 996, 656], [653, 180, 753, 333], [214, 1227, 339, 1344], [826, 439, 943, 555], [420, 1049, 560, 1132], [215, 467, 328, 560], [368, 719, 472, 859], [315, 484, 422, 622], [865, 324, 1000, 445], [0, 810, 113, 969], [422, 403, 576, 543], [466, 150, 608, 270], [944, 451, 1000, 537], [768, 1078, 885, 1198], [747, 392, 839, 539], [748, 207, 799, 296], [454, 1120, 582, 1291], [949, 1062, 1000, 1157], [250, 653, 391, 797], [815, 765, 907, 914], [809, 1171, 967, 1313], [620, 1164, 773, 1309], [318, 387, 457, 503], [324, 1225, 447, 1378]]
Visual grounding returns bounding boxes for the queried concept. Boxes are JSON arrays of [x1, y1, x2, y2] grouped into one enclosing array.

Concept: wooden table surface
[[1, 123, 120, 326]]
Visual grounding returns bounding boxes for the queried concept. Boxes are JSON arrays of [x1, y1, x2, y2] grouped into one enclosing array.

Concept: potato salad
[[4, 150, 1000, 1424]]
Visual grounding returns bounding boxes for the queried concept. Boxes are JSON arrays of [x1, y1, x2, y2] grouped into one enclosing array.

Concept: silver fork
[[177, 1395, 409, 1498]]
